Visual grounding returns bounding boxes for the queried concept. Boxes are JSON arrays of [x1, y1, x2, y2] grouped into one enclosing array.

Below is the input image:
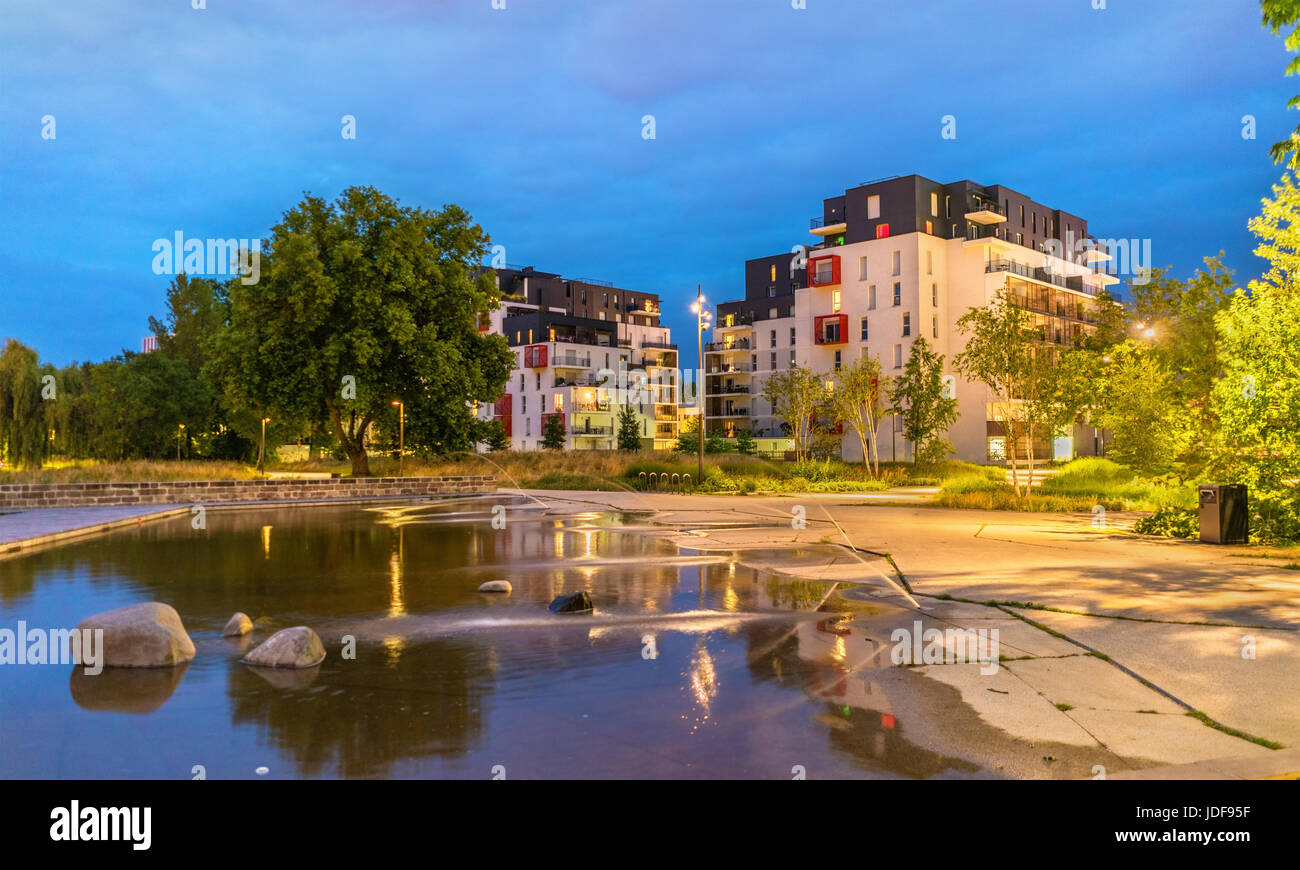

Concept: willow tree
[[0, 339, 47, 469], [209, 187, 515, 475]]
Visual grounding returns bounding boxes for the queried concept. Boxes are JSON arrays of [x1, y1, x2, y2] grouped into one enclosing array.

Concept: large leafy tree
[[1093, 342, 1189, 475], [829, 353, 890, 476], [209, 187, 514, 475], [888, 337, 958, 471]]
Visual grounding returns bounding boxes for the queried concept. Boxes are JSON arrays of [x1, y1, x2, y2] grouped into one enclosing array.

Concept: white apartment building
[[477, 267, 679, 451], [709, 175, 1119, 464]]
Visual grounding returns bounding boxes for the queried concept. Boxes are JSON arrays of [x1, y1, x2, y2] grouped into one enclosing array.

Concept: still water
[[0, 498, 985, 779]]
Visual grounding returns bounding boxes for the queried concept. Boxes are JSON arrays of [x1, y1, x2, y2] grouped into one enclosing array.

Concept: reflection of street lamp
[[257, 417, 270, 473], [391, 400, 404, 477], [691, 287, 712, 482]]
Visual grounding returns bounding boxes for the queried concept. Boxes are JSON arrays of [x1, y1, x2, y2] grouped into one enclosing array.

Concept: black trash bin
[[1198, 484, 1249, 544]]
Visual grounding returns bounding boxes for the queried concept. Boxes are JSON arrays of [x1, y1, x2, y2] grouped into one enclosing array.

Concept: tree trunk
[[329, 403, 371, 477]]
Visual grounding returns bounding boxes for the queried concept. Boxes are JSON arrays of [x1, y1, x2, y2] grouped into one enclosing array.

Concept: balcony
[[715, 313, 755, 331], [808, 253, 841, 287], [705, 338, 750, 352], [966, 199, 1007, 225], [810, 215, 848, 236], [523, 344, 548, 368], [640, 339, 677, 350], [571, 401, 610, 413], [572, 426, 612, 436], [814, 313, 848, 346], [708, 408, 751, 418], [551, 353, 591, 369], [627, 303, 661, 316], [709, 362, 753, 373], [708, 384, 750, 395]]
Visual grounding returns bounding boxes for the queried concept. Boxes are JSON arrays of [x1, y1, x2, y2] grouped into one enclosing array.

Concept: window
[[602, 293, 608, 306], [868, 285, 877, 309], [902, 313, 911, 337], [892, 282, 901, 306], [1032, 212, 1037, 233], [1019, 205, 1025, 227], [930, 192, 939, 216], [789, 327, 796, 345], [769, 307, 778, 318], [565, 284, 572, 298], [752, 354, 758, 370], [768, 286, 777, 297], [789, 349, 797, 366], [770, 352, 777, 370], [892, 250, 901, 275], [525, 419, 531, 436], [1016, 233, 1024, 246], [770, 329, 776, 348], [893, 344, 903, 368], [522, 395, 527, 413], [832, 290, 841, 312], [770, 264, 777, 281], [580, 290, 586, 304], [834, 350, 842, 370], [931, 283, 938, 306], [945, 195, 951, 219], [858, 256, 868, 280], [519, 374, 524, 391], [860, 317, 869, 341], [932, 316, 939, 339], [535, 372, 541, 390], [925, 220, 933, 235], [926, 251, 933, 274], [599, 311, 606, 320], [554, 393, 564, 412], [876, 223, 890, 239], [867, 195, 881, 219]]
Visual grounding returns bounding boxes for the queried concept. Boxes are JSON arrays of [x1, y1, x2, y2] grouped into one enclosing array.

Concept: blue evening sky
[[0, 0, 1293, 365]]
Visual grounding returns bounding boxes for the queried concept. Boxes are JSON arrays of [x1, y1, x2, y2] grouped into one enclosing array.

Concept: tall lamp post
[[391, 399, 405, 477], [691, 287, 712, 482], [257, 416, 270, 474]]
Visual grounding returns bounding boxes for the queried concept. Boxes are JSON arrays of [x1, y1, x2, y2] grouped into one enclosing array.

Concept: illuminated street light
[[257, 417, 271, 474], [391, 400, 405, 477]]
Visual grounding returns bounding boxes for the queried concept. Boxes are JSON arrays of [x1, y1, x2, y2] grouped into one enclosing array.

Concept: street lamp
[[691, 287, 712, 482], [176, 423, 185, 461], [391, 400, 405, 477], [257, 417, 270, 474]]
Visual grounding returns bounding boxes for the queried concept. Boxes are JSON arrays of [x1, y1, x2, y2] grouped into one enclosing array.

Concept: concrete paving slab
[[1004, 655, 1183, 713], [1068, 708, 1273, 768], [1028, 610, 1300, 748]]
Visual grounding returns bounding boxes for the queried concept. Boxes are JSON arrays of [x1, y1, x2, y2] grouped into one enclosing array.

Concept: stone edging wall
[[0, 476, 496, 509]]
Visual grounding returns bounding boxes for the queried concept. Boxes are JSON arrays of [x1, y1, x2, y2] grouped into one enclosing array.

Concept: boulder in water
[[222, 612, 254, 637], [548, 591, 593, 615], [242, 626, 325, 669], [75, 602, 196, 668], [477, 580, 512, 594]]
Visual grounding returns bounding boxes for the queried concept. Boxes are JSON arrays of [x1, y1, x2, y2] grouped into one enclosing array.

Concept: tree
[[887, 337, 958, 471], [208, 187, 515, 475], [541, 412, 566, 450], [675, 415, 698, 454], [0, 339, 47, 468], [734, 428, 757, 456], [1261, 0, 1300, 163], [616, 402, 642, 451], [828, 354, 889, 476], [1093, 342, 1190, 475], [954, 289, 1066, 496], [761, 365, 828, 462], [1209, 168, 1300, 539]]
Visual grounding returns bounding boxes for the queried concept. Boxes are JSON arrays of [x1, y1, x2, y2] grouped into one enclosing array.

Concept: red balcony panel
[[524, 344, 548, 368], [813, 313, 848, 345], [493, 394, 513, 417], [808, 254, 840, 287]]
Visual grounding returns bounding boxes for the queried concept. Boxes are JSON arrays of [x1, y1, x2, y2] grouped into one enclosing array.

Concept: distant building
[[477, 267, 679, 451], [141, 335, 158, 353]]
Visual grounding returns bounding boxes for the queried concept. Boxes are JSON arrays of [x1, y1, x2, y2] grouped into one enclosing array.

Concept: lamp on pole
[[691, 287, 712, 482], [176, 423, 185, 461], [391, 400, 405, 477], [257, 417, 270, 474]]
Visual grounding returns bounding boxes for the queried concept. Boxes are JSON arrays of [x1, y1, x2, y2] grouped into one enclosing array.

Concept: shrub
[[940, 472, 1010, 495], [1133, 506, 1198, 539]]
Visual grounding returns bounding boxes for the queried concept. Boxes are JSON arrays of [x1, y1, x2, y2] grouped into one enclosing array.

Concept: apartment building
[[708, 175, 1118, 464], [477, 267, 680, 451]]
